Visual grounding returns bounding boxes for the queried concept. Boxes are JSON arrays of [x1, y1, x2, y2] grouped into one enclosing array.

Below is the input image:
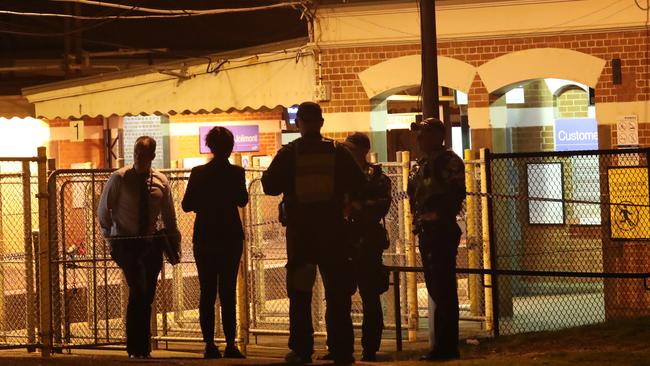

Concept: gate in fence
[[47, 169, 236, 349]]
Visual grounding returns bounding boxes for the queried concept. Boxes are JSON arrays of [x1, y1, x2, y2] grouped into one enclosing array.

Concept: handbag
[[154, 228, 181, 265]]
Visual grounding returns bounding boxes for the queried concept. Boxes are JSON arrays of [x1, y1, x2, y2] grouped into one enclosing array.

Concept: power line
[[0, 1, 146, 37], [634, 0, 649, 11], [44, 0, 304, 15], [0, 7, 301, 20]]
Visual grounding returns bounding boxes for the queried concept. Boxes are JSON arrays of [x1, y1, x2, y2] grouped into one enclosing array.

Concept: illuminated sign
[[554, 118, 598, 151], [199, 125, 260, 154]]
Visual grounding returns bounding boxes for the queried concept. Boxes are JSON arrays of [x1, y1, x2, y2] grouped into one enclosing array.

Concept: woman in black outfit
[[182, 127, 248, 359]]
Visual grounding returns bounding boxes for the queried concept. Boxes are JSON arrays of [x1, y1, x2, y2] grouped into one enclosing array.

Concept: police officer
[[321, 133, 392, 362], [407, 118, 466, 361], [261, 102, 365, 365]]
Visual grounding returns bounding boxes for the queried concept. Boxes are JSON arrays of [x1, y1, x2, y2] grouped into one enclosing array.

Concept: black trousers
[[285, 225, 355, 360], [110, 239, 163, 356], [194, 242, 242, 346], [353, 248, 386, 354], [418, 222, 461, 355]]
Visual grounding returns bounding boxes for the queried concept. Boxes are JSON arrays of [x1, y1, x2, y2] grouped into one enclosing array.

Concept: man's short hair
[[205, 126, 234, 160], [134, 136, 156, 154], [296, 101, 323, 122], [345, 132, 371, 150], [410, 117, 445, 135]]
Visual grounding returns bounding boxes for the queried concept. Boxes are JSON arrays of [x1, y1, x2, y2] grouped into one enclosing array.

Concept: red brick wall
[[259, 132, 281, 155], [47, 117, 105, 168], [319, 29, 650, 112], [50, 139, 105, 169], [169, 110, 283, 163]]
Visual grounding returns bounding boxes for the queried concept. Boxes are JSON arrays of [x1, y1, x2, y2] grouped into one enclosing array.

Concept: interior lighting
[[0, 117, 50, 158]]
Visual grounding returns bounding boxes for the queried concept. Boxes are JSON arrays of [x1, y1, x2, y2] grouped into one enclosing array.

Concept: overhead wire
[[0, 0, 146, 36], [0, 8, 300, 20], [634, 0, 650, 11], [44, 0, 303, 15]]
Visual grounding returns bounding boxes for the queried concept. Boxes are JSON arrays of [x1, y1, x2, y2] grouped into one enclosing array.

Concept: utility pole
[[420, 0, 452, 147], [420, 0, 454, 350]]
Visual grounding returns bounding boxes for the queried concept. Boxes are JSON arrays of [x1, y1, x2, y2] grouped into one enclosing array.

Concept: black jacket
[[261, 136, 366, 226], [182, 159, 249, 246]]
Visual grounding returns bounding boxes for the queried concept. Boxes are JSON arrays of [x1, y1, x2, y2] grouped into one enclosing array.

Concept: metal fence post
[[400, 151, 418, 341], [480, 148, 500, 336], [0, 172, 5, 341], [48, 169, 61, 351], [37, 146, 52, 357], [464, 150, 483, 317], [22, 161, 36, 349], [234, 155, 250, 351]]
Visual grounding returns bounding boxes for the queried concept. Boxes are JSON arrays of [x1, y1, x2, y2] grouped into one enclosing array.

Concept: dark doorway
[[386, 128, 418, 161]]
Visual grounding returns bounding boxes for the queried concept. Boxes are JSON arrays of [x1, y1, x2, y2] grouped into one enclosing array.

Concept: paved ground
[[1, 317, 649, 365]]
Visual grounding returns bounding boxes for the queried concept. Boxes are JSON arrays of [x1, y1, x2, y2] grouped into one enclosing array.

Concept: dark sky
[[0, 0, 309, 58]]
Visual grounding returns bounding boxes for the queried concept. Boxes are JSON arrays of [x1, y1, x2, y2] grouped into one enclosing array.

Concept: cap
[[345, 132, 371, 150], [410, 117, 445, 134], [296, 101, 323, 122]]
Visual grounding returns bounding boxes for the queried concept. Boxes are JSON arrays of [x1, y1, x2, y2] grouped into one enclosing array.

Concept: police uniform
[[262, 132, 365, 363], [348, 163, 392, 359], [407, 125, 466, 359]]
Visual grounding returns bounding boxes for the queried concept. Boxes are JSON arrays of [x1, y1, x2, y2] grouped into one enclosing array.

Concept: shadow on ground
[[0, 317, 648, 365]]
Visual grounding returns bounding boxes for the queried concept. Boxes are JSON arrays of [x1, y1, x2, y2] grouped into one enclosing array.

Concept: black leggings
[[194, 242, 242, 346]]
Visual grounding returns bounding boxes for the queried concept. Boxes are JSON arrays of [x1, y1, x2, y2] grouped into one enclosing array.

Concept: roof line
[[22, 37, 309, 96]]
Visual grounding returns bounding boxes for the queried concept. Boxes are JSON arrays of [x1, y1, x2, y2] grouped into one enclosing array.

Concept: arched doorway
[[357, 54, 477, 160], [381, 85, 470, 161], [488, 78, 597, 153]]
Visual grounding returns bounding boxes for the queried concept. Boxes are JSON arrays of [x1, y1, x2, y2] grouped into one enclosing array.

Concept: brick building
[[11, 0, 650, 325]]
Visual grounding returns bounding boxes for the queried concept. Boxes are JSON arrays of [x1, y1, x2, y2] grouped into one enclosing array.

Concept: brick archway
[[477, 48, 606, 93], [357, 54, 477, 99]]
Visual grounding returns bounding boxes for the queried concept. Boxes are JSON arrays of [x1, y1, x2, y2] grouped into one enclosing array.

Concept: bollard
[[464, 150, 484, 317], [400, 151, 418, 342]]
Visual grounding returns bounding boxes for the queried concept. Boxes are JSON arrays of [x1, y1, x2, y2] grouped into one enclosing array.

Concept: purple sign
[[200, 125, 260, 154], [554, 118, 598, 151]]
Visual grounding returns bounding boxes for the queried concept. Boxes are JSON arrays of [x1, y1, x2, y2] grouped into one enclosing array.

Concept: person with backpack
[[261, 102, 365, 365]]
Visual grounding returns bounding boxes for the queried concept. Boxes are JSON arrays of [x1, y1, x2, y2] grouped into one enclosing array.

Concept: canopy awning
[[23, 42, 314, 119], [0, 96, 35, 118]]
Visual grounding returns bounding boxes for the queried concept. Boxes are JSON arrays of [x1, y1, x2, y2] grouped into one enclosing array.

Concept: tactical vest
[[294, 138, 337, 204]]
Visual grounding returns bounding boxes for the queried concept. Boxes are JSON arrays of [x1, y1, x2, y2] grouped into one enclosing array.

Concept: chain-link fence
[[486, 148, 650, 335], [243, 162, 420, 339], [43, 157, 490, 351], [6, 147, 649, 354], [0, 160, 39, 350]]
